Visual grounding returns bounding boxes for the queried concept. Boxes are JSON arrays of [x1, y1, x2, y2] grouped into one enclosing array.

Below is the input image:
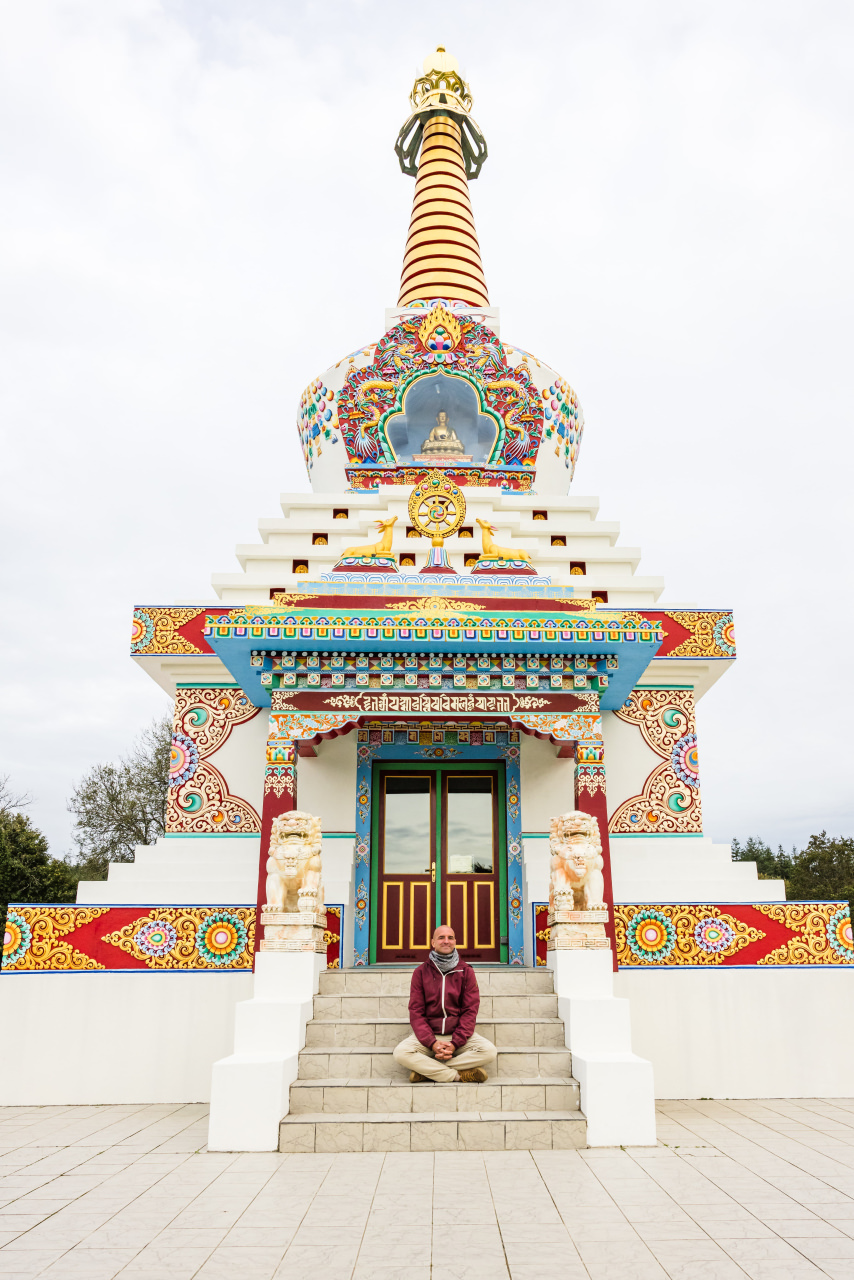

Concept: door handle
[[431, 863, 436, 883]]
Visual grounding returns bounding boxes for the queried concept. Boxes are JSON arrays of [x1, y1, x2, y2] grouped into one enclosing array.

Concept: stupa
[[3, 48, 851, 1150]]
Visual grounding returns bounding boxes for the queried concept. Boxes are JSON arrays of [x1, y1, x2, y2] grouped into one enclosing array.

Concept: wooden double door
[[371, 762, 507, 964]]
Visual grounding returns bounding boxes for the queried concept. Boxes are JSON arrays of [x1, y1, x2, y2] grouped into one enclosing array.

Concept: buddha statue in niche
[[421, 409, 465, 455]]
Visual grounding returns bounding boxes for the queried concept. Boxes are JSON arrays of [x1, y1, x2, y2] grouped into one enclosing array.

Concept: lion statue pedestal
[[548, 810, 610, 951], [260, 810, 327, 954]]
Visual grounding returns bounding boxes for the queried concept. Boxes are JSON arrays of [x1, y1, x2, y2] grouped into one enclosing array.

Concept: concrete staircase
[[279, 966, 586, 1152]]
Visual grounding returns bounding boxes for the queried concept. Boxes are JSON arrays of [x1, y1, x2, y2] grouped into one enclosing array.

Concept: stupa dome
[[295, 49, 584, 497]]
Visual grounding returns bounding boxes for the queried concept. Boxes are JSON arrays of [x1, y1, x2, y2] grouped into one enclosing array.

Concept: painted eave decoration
[[131, 602, 735, 709]]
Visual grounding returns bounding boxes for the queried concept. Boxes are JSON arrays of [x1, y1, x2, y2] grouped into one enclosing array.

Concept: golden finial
[[396, 47, 486, 179], [395, 48, 490, 308]]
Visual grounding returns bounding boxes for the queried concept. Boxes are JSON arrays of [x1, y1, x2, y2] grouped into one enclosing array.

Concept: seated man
[[392, 924, 498, 1083]]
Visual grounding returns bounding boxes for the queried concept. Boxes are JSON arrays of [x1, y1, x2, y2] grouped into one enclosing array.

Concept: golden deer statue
[[343, 516, 397, 558], [475, 518, 532, 563]]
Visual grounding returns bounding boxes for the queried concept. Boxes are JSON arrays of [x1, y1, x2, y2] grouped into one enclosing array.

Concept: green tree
[[786, 832, 854, 904], [0, 810, 77, 923], [67, 714, 172, 881], [731, 836, 795, 881]]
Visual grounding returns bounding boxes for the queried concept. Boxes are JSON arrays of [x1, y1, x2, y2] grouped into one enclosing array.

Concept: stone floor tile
[[790, 1237, 854, 1259], [736, 1262, 828, 1278], [660, 1263, 752, 1279], [0, 1250, 66, 1276], [814, 1263, 854, 1280], [193, 1245, 287, 1278], [573, 1237, 670, 1278], [221, 1226, 296, 1247], [117, 1245, 214, 1276], [432, 1198, 496, 1224], [698, 1218, 776, 1239], [564, 1219, 643, 1243], [634, 1219, 713, 1240], [38, 1246, 139, 1277], [290, 1224, 364, 1249], [648, 1238, 741, 1263], [352, 1269, 432, 1280], [273, 1242, 360, 1278], [300, 1196, 371, 1227], [724, 1236, 823, 1261]]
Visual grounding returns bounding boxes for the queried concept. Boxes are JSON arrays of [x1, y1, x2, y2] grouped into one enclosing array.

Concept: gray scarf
[[430, 948, 460, 974]]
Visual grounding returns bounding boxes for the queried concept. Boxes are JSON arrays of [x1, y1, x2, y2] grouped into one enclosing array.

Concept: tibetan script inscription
[[269, 690, 594, 716]]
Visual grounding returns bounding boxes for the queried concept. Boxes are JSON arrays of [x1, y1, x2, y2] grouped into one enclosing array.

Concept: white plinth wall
[[548, 949, 656, 1147], [208, 951, 323, 1151]]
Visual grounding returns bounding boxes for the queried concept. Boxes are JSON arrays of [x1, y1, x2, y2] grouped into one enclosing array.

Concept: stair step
[[289, 1076, 580, 1114], [304, 1017, 566, 1049], [279, 1111, 587, 1152], [318, 968, 555, 996], [297, 1044, 572, 1080], [312, 993, 559, 1019]]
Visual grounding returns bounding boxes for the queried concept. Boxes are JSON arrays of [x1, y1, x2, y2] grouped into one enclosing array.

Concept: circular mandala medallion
[[827, 908, 854, 960], [134, 920, 177, 958], [626, 909, 676, 961], [713, 615, 736, 655], [3, 910, 31, 966], [196, 912, 248, 966], [671, 734, 699, 787], [131, 609, 154, 651], [170, 733, 199, 785], [693, 917, 735, 953]]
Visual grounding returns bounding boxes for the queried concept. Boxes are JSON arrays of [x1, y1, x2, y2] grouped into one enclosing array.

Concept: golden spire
[[395, 48, 489, 309]]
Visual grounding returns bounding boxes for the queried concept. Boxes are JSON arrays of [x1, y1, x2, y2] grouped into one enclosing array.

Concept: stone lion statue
[[265, 810, 324, 914], [549, 810, 605, 913]]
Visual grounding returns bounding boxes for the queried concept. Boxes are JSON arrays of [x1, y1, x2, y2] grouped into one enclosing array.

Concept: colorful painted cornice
[[131, 602, 734, 708]]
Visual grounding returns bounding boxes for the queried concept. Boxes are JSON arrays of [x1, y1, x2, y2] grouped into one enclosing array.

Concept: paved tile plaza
[[1, 1101, 854, 1278]]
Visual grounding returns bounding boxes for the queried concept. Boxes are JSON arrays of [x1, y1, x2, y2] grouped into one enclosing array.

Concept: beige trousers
[[392, 1031, 498, 1083]]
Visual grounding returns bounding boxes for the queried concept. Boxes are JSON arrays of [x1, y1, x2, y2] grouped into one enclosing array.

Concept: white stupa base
[[207, 951, 323, 1151], [548, 949, 656, 1147]]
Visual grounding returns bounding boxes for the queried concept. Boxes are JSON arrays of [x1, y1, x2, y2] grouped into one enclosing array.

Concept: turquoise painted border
[[354, 737, 523, 966]]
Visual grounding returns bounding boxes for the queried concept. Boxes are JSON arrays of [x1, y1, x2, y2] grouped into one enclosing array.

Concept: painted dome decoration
[[295, 49, 584, 496]]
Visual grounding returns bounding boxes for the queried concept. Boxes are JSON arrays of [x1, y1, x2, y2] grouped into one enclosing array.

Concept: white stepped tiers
[[76, 835, 259, 906], [609, 836, 786, 903], [211, 490, 665, 607]]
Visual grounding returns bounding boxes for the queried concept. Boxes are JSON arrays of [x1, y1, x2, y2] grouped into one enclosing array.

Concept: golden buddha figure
[[421, 409, 465, 455]]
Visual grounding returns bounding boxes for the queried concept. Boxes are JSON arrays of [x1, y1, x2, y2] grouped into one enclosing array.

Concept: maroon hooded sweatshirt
[[408, 956, 480, 1049]]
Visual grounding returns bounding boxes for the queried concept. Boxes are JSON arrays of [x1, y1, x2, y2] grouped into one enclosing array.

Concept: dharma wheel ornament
[[408, 471, 467, 547]]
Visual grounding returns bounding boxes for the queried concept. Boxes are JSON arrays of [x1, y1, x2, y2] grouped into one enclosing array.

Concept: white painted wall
[[601, 710, 662, 815], [615, 968, 854, 1098], [0, 972, 253, 1104], [520, 736, 575, 830], [322, 836, 355, 968], [297, 734, 358, 830], [204, 712, 269, 814]]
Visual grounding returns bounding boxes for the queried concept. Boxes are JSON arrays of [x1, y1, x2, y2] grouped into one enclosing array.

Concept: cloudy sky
[[1, 0, 852, 857]]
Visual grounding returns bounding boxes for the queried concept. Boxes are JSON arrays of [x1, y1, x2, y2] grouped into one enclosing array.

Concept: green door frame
[[368, 760, 508, 964]]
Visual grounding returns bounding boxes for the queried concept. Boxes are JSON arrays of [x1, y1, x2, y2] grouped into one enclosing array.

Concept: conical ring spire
[[396, 48, 489, 309]]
